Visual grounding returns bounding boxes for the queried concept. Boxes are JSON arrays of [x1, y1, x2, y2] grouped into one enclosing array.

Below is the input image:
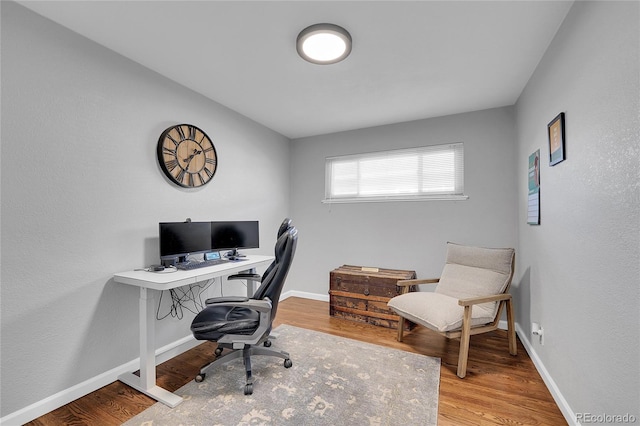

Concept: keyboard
[[175, 259, 230, 270]]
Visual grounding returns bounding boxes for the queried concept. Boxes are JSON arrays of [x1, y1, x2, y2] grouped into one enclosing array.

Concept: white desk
[[113, 255, 274, 407]]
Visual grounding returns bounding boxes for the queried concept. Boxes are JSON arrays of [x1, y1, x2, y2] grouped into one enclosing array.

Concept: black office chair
[[224, 218, 293, 286], [190, 224, 298, 395]]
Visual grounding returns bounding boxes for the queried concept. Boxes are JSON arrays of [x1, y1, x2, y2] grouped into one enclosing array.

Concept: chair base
[[195, 342, 292, 395]]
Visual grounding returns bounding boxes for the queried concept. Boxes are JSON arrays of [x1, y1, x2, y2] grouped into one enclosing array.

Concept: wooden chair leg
[[397, 315, 405, 342], [457, 305, 473, 378], [506, 299, 517, 356]]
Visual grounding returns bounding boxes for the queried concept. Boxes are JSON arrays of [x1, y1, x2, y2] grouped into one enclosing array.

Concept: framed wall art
[[548, 112, 565, 166], [527, 149, 540, 225]]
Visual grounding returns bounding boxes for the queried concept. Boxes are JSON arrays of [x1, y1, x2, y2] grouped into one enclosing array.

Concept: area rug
[[124, 324, 440, 425]]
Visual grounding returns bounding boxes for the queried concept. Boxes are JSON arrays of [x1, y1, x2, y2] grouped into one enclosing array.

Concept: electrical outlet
[[532, 322, 544, 345]]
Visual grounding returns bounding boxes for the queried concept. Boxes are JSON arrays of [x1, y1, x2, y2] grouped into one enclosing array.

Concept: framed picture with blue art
[[548, 112, 565, 166]]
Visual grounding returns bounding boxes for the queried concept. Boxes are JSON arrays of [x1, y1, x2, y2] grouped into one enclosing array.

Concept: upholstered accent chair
[[387, 242, 516, 378]]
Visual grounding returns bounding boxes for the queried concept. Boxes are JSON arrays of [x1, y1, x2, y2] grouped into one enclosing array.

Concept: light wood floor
[[27, 297, 567, 425]]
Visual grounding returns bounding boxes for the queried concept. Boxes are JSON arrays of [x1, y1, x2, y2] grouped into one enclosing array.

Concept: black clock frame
[[156, 124, 218, 188]]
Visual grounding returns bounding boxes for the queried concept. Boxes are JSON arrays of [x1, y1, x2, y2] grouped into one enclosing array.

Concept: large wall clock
[[157, 124, 218, 188]]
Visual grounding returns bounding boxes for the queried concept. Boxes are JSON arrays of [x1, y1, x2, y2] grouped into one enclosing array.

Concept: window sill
[[322, 195, 469, 204]]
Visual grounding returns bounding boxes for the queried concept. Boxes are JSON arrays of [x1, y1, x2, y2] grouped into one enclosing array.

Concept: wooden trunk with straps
[[329, 265, 417, 330]]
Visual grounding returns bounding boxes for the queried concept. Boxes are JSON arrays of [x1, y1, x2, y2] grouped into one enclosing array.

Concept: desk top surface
[[114, 255, 274, 290]]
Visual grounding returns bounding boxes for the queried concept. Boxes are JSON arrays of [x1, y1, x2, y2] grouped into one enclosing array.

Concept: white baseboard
[[280, 289, 329, 302], [0, 335, 202, 426], [515, 323, 577, 426]]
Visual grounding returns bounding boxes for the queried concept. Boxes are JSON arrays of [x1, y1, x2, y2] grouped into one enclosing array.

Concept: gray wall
[[514, 0, 639, 419], [288, 107, 518, 296], [3, 0, 639, 423], [1, 2, 290, 417]]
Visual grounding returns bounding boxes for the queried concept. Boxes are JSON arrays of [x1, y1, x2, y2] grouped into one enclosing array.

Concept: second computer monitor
[[210, 221, 259, 254]]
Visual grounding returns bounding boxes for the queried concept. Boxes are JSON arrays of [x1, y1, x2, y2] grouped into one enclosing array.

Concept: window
[[324, 143, 467, 203]]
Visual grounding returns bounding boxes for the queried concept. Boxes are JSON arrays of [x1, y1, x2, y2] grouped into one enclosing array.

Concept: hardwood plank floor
[[26, 297, 567, 425]]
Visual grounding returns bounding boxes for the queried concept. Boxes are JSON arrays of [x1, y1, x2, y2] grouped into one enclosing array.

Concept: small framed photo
[[548, 112, 565, 166]]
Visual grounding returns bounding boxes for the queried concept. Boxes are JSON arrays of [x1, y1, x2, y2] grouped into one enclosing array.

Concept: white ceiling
[[18, 1, 574, 139]]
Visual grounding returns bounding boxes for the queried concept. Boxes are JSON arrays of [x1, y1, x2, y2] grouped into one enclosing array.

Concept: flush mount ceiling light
[[296, 23, 352, 65]]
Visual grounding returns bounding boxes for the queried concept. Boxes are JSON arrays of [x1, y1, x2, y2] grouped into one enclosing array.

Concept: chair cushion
[[190, 305, 260, 341], [435, 243, 514, 319], [387, 292, 496, 333], [445, 242, 514, 274]]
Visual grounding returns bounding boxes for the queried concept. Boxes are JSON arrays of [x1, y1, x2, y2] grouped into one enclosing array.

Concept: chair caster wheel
[[244, 384, 253, 395], [284, 359, 292, 368], [263, 340, 272, 347], [195, 373, 205, 382], [214, 347, 223, 357]]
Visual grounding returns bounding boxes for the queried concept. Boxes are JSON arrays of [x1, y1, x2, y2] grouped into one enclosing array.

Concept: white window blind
[[324, 143, 467, 203]]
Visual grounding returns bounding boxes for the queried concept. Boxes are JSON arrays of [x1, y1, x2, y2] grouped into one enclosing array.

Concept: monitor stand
[[226, 248, 246, 260], [161, 257, 183, 268]]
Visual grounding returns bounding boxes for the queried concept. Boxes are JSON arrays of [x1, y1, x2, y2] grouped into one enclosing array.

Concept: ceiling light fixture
[[296, 23, 352, 65]]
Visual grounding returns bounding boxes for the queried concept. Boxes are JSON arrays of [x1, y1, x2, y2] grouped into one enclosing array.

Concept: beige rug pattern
[[124, 324, 440, 425]]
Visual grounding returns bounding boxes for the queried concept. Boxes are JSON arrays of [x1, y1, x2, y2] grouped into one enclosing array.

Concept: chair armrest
[[215, 298, 274, 347], [204, 297, 272, 313], [235, 298, 272, 313], [396, 278, 439, 295], [397, 278, 440, 286], [228, 273, 262, 281], [205, 296, 249, 305], [458, 293, 512, 306]]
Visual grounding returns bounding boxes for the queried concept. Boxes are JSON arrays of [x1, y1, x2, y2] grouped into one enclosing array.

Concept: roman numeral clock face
[[157, 124, 218, 188]]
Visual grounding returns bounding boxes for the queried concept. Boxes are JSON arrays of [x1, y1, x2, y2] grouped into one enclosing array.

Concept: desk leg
[[118, 287, 183, 407]]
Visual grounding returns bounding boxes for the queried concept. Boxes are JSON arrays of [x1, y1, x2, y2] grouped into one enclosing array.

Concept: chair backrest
[[277, 218, 293, 238], [261, 218, 293, 279], [436, 242, 515, 317], [252, 226, 298, 320]]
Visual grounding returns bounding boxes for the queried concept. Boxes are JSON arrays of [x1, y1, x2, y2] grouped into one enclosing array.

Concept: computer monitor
[[159, 221, 211, 265], [210, 221, 259, 257]]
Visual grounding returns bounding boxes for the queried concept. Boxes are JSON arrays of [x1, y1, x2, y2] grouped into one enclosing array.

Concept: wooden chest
[[329, 265, 417, 330]]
